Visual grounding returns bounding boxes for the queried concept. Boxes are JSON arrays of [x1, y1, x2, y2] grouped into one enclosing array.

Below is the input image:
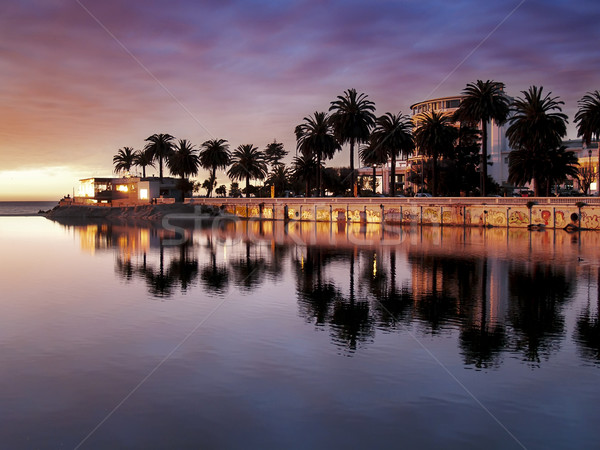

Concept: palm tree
[[292, 154, 320, 197], [113, 147, 136, 175], [506, 86, 568, 196], [370, 112, 414, 196], [329, 88, 376, 195], [199, 139, 230, 198], [227, 144, 268, 198], [266, 165, 291, 197], [575, 91, 600, 145], [133, 148, 155, 178], [167, 139, 200, 200], [359, 140, 388, 194], [414, 110, 457, 196], [508, 146, 579, 196], [453, 80, 510, 196], [144, 133, 175, 182], [264, 140, 288, 169], [295, 111, 341, 196], [575, 91, 600, 190]]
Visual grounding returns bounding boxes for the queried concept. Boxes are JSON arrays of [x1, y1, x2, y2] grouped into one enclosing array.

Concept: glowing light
[[116, 184, 128, 193], [140, 188, 148, 200], [373, 254, 377, 277]]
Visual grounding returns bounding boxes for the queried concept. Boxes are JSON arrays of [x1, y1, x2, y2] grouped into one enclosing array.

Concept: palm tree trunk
[[142, 166, 146, 178], [317, 154, 322, 197], [432, 154, 438, 196], [159, 155, 163, 182], [481, 121, 488, 197], [350, 138, 356, 196], [246, 175, 250, 198], [372, 165, 377, 194], [391, 152, 396, 196], [209, 167, 217, 198]]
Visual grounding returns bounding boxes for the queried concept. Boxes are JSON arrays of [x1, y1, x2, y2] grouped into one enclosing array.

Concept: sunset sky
[[1, 0, 598, 200]]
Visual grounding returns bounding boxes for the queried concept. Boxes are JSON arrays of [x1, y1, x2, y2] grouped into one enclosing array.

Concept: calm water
[[0, 201, 58, 216], [1, 216, 599, 449]]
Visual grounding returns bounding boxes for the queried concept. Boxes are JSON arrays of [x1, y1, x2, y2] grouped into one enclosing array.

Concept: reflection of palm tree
[[230, 241, 266, 291], [329, 249, 374, 353], [367, 250, 413, 328], [142, 245, 176, 298], [168, 242, 198, 292], [295, 247, 338, 325], [574, 267, 600, 364], [409, 253, 459, 333], [507, 263, 573, 364], [200, 237, 229, 293], [458, 260, 506, 369]]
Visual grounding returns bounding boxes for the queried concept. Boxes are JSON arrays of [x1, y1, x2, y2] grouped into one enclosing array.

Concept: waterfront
[[1, 216, 599, 449]]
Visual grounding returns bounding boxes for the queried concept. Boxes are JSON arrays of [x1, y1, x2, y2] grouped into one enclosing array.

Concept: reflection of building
[[358, 94, 514, 194], [69, 177, 181, 206]]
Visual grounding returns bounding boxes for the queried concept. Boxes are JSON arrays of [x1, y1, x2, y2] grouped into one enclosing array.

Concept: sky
[[1, 0, 598, 200]]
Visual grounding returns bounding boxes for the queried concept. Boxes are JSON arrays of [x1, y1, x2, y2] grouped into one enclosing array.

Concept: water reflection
[[52, 217, 599, 366], [575, 267, 600, 364]]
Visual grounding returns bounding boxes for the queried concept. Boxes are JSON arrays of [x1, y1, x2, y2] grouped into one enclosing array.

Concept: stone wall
[[187, 197, 600, 230]]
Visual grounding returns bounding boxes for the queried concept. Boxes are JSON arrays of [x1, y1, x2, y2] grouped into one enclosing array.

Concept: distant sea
[[0, 201, 58, 216]]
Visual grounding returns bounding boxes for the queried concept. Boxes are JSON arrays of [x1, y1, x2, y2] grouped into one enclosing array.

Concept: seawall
[[186, 197, 600, 230]]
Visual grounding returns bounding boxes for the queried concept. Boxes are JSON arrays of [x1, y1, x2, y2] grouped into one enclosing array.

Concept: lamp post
[[589, 149, 593, 195]]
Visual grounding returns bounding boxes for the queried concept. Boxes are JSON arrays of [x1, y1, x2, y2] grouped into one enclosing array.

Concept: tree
[[266, 165, 291, 197], [215, 185, 227, 197], [506, 86, 568, 196], [144, 133, 175, 182], [575, 91, 600, 191], [329, 88, 376, 195], [295, 111, 341, 196], [359, 140, 388, 194], [292, 154, 320, 197], [414, 110, 457, 196], [264, 140, 288, 169], [575, 91, 600, 146], [453, 80, 510, 196], [113, 147, 136, 175], [133, 148, 155, 178], [578, 166, 595, 195], [508, 146, 578, 196], [199, 138, 230, 198], [370, 112, 414, 196], [227, 144, 268, 198], [167, 139, 200, 200]]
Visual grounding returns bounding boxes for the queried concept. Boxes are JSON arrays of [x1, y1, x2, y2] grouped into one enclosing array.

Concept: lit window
[[140, 189, 148, 200]]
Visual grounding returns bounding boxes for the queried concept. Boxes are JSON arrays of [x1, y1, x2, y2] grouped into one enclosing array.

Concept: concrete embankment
[[187, 197, 600, 230], [43, 197, 600, 230], [44, 204, 218, 221]]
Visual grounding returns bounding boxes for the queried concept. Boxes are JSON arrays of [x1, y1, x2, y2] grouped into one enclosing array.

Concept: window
[[140, 189, 148, 200]]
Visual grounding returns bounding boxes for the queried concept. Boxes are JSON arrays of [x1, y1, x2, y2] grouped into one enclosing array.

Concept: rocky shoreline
[[43, 204, 220, 221]]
